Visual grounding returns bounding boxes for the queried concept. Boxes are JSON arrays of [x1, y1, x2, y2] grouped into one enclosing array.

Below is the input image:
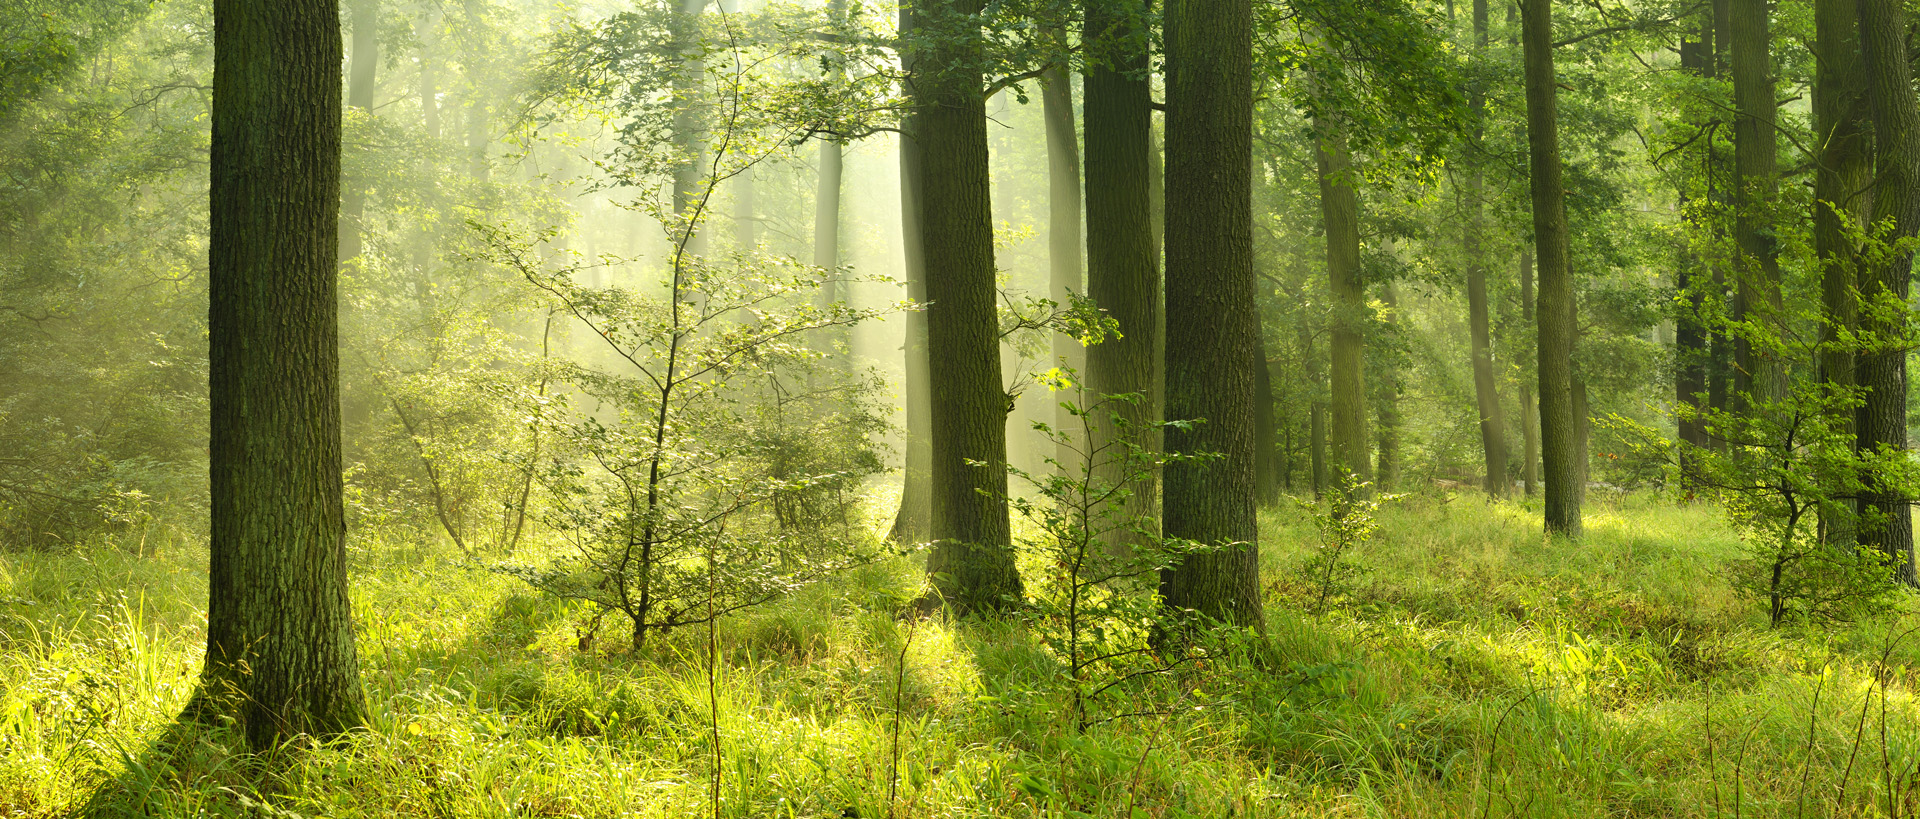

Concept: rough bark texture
[[1082, 0, 1159, 544], [339, 0, 376, 263], [202, 0, 365, 749], [915, 0, 1023, 612], [1854, 0, 1918, 584], [1520, 0, 1581, 536], [1813, 0, 1869, 534], [1158, 0, 1264, 630], [1316, 126, 1369, 483], [1730, 0, 1785, 405], [889, 8, 932, 546], [1042, 60, 1085, 476]]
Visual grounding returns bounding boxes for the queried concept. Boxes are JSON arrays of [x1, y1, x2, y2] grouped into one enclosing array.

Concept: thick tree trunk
[[201, 0, 365, 749], [916, 0, 1022, 612], [1158, 0, 1264, 630], [889, 7, 933, 546], [1854, 0, 1919, 584], [1519, 250, 1539, 495], [1316, 125, 1369, 484], [1814, 0, 1870, 533], [1520, 0, 1581, 536], [1042, 60, 1085, 477], [1730, 0, 1784, 405], [1674, 20, 1710, 468], [1082, 0, 1159, 544]]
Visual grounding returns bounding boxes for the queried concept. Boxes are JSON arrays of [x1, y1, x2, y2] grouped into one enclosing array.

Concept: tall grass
[[1, 493, 1914, 817]]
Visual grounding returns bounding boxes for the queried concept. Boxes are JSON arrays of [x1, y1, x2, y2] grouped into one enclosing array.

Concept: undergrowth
[[3, 491, 1917, 818]]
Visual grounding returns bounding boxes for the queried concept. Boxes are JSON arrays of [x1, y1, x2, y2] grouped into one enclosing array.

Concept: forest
[[5, 0, 1920, 815]]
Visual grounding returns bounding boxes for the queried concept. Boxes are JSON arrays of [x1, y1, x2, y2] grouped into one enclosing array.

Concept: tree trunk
[[1158, 0, 1264, 630], [1082, 0, 1159, 544], [1464, 0, 1506, 496], [1042, 59, 1085, 477], [1520, 0, 1581, 536], [1519, 250, 1539, 495], [1814, 0, 1870, 533], [814, 0, 846, 316], [1255, 332, 1280, 503], [462, 0, 488, 182], [1317, 125, 1369, 484], [1730, 0, 1785, 405], [1855, 0, 1919, 584], [916, 0, 1022, 612], [200, 0, 365, 749], [340, 0, 376, 264], [418, 9, 438, 140], [888, 7, 933, 546], [1674, 18, 1710, 471], [1374, 284, 1402, 492], [669, 0, 705, 247]]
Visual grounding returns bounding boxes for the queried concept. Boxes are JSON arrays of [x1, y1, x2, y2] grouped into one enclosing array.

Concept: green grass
[[5, 491, 1919, 817]]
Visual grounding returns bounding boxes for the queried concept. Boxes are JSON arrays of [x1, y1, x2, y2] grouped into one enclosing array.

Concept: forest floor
[[4, 491, 1919, 818]]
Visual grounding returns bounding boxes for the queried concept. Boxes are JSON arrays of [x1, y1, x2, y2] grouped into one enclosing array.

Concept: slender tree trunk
[[1814, 0, 1870, 534], [418, 10, 438, 140], [461, 0, 488, 182], [1519, 250, 1539, 495], [1463, 0, 1507, 497], [1855, 0, 1919, 584], [200, 0, 365, 749], [1316, 125, 1368, 484], [1082, 0, 1159, 544], [339, 0, 377, 263], [888, 7, 932, 545], [1707, 0, 1732, 429], [1520, 0, 1581, 536], [669, 0, 705, 248], [1730, 0, 1785, 405], [916, 0, 1022, 612], [1374, 284, 1402, 492], [1042, 58, 1085, 477], [814, 0, 846, 315], [1255, 332, 1280, 503], [1299, 311, 1328, 498], [1158, 0, 1264, 630], [1674, 18, 1711, 473]]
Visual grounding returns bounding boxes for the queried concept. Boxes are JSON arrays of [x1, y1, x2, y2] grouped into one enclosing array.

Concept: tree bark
[[915, 0, 1022, 612], [340, 0, 377, 264], [1042, 59, 1085, 477], [1316, 125, 1369, 484], [1464, 0, 1506, 496], [1521, 0, 1581, 536], [1813, 0, 1870, 532], [1519, 251, 1539, 496], [1082, 0, 1159, 544], [1374, 284, 1402, 492], [1674, 16, 1711, 470], [1158, 0, 1264, 630], [1730, 0, 1785, 405], [201, 0, 365, 749], [889, 7, 933, 546], [1854, 0, 1919, 584]]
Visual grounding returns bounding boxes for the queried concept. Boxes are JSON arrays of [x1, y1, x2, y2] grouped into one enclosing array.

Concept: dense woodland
[[7, 0, 1920, 815]]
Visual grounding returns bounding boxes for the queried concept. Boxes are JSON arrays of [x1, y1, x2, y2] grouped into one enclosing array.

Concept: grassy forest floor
[[5, 492, 1920, 818]]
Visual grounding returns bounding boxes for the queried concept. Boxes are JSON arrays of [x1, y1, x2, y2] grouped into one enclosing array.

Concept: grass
[[4, 490, 1919, 818]]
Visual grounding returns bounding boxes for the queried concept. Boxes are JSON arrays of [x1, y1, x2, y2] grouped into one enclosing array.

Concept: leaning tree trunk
[[1316, 124, 1369, 485], [1730, 0, 1785, 406], [1158, 0, 1264, 631], [1855, 0, 1919, 584], [200, 0, 365, 750], [1082, 0, 1159, 547], [1521, 0, 1581, 536], [889, 6, 934, 546], [916, 0, 1022, 612], [1042, 56, 1085, 478]]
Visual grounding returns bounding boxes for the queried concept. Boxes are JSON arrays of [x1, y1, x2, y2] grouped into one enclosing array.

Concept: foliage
[[1006, 382, 1213, 731], [1297, 469, 1400, 616], [482, 223, 898, 653]]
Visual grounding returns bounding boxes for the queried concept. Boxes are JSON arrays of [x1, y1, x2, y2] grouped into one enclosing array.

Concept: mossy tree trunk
[[1520, 0, 1581, 536]]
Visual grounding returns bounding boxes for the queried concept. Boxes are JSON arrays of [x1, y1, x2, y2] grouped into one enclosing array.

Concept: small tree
[[1007, 374, 1216, 731], [1298, 468, 1397, 617], [484, 227, 898, 652]]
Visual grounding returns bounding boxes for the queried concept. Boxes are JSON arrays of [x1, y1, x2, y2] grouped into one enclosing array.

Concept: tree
[[1811, 0, 1870, 534], [1043, 52, 1085, 478], [1317, 125, 1369, 485], [1520, 0, 1580, 536], [198, 0, 365, 749], [1729, 0, 1783, 405], [913, 0, 1024, 613], [1082, 0, 1159, 547], [1159, 0, 1264, 630], [1462, 0, 1505, 497], [1854, 0, 1919, 584], [340, 0, 377, 263], [889, 7, 934, 546]]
